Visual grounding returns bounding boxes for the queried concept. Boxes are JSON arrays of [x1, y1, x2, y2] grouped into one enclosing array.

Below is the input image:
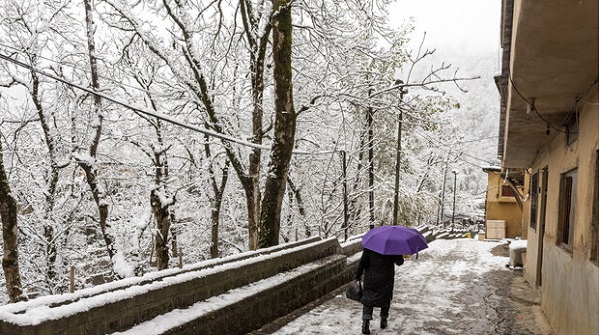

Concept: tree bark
[[287, 177, 308, 237], [349, 131, 366, 223], [150, 121, 173, 270], [151, 188, 173, 270], [30, 65, 60, 290], [0, 132, 26, 303], [81, 0, 116, 264], [259, 0, 296, 248], [240, 0, 272, 250], [205, 138, 230, 259], [209, 162, 229, 259]]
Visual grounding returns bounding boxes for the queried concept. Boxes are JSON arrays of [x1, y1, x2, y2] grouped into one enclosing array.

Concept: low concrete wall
[[339, 236, 364, 283], [162, 255, 348, 335], [0, 237, 343, 335], [340, 235, 364, 257]]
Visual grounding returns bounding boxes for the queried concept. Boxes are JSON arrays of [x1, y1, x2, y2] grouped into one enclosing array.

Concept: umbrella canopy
[[362, 225, 428, 256]]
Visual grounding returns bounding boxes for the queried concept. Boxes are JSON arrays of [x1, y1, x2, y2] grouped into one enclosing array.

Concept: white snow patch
[[112, 251, 135, 278], [271, 239, 510, 335], [509, 239, 527, 250]]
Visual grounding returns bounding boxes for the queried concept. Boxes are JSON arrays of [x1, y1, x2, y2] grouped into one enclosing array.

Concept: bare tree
[[100, 0, 280, 250], [257, 0, 296, 247], [29, 62, 64, 290], [202, 134, 230, 259], [239, 0, 273, 250], [0, 0, 87, 294], [77, 0, 117, 270], [0, 128, 26, 303]]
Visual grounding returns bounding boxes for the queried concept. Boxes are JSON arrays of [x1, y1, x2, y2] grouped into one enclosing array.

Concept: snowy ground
[[250, 238, 553, 335]]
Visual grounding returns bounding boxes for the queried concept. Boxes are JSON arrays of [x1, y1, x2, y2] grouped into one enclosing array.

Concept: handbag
[[345, 279, 362, 302]]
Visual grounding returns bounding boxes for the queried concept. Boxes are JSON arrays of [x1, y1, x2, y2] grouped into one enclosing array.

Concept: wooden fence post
[[178, 247, 183, 269], [69, 266, 75, 293]]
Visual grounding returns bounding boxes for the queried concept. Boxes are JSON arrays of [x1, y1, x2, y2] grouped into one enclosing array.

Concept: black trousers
[[362, 304, 390, 320]]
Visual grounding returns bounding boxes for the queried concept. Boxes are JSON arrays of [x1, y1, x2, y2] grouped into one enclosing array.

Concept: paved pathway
[[248, 239, 555, 335]]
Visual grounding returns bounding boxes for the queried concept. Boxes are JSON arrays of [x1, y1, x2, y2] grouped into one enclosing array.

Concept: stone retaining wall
[[162, 255, 348, 335], [0, 236, 361, 335]]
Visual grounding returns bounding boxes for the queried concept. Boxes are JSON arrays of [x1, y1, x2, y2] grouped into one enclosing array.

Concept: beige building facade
[[482, 167, 524, 239], [495, 1, 598, 334]]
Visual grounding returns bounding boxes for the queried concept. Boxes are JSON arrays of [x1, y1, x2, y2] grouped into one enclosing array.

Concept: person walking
[[355, 247, 404, 334]]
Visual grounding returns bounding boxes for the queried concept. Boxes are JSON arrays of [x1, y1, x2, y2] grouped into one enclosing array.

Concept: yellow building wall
[[524, 93, 599, 335], [485, 171, 523, 238]]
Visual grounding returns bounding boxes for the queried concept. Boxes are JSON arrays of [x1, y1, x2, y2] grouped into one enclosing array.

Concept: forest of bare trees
[[0, 0, 498, 304]]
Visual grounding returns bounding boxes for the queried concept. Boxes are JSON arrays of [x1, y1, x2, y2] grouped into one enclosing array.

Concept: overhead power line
[[0, 50, 501, 163], [413, 129, 498, 168], [0, 42, 153, 96], [0, 51, 334, 156]]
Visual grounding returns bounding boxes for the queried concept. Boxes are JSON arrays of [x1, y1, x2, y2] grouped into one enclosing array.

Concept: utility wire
[[508, 73, 564, 132], [0, 49, 504, 161], [455, 135, 498, 144], [508, 71, 599, 133], [0, 43, 155, 97], [0, 51, 336, 155], [413, 128, 498, 167]]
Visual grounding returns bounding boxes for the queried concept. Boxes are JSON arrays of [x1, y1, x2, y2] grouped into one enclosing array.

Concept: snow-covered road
[[251, 238, 553, 335]]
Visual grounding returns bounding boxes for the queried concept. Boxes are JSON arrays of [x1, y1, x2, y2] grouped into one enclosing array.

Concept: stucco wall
[[485, 172, 523, 238], [524, 93, 598, 335], [521, 172, 531, 240]]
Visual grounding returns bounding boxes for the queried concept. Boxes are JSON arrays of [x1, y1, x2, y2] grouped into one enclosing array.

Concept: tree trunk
[[209, 157, 229, 259], [240, 0, 272, 250], [259, 0, 296, 248], [150, 128, 174, 270], [0, 134, 26, 303], [348, 126, 366, 224], [82, 0, 116, 264], [30, 66, 60, 291], [287, 177, 308, 237], [151, 189, 172, 270], [170, 225, 178, 259]]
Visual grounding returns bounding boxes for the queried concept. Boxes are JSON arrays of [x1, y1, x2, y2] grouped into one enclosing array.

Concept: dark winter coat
[[355, 248, 404, 307]]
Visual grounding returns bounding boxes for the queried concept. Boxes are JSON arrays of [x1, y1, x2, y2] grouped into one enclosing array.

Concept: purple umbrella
[[361, 225, 428, 256]]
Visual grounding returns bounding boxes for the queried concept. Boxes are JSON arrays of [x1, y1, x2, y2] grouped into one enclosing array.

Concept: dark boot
[[362, 320, 371, 334], [380, 318, 388, 329]]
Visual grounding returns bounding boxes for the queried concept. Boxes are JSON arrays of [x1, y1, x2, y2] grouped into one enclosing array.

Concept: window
[[501, 185, 514, 197], [559, 169, 578, 249], [592, 151, 598, 265], [530, 172, 538, 230], [565, 112, 579, 145]]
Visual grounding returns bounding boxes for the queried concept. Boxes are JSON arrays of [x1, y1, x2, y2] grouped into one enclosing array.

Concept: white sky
[[390, 0, 502, 66]]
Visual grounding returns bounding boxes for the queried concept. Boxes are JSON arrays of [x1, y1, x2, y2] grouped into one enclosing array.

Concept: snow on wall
[[0, 236, 337, 326]]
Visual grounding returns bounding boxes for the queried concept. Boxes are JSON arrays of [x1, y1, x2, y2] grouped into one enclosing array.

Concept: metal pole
[[341, 150, 349, 241], [392, 88, 406, 225], [439, 150, 450, 226], [452, 170, 458, 232], [178, 247, 183, 269], [392, 110, 402, 225], [70, 266, 75, 293], [368, 88, 375, 229]]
